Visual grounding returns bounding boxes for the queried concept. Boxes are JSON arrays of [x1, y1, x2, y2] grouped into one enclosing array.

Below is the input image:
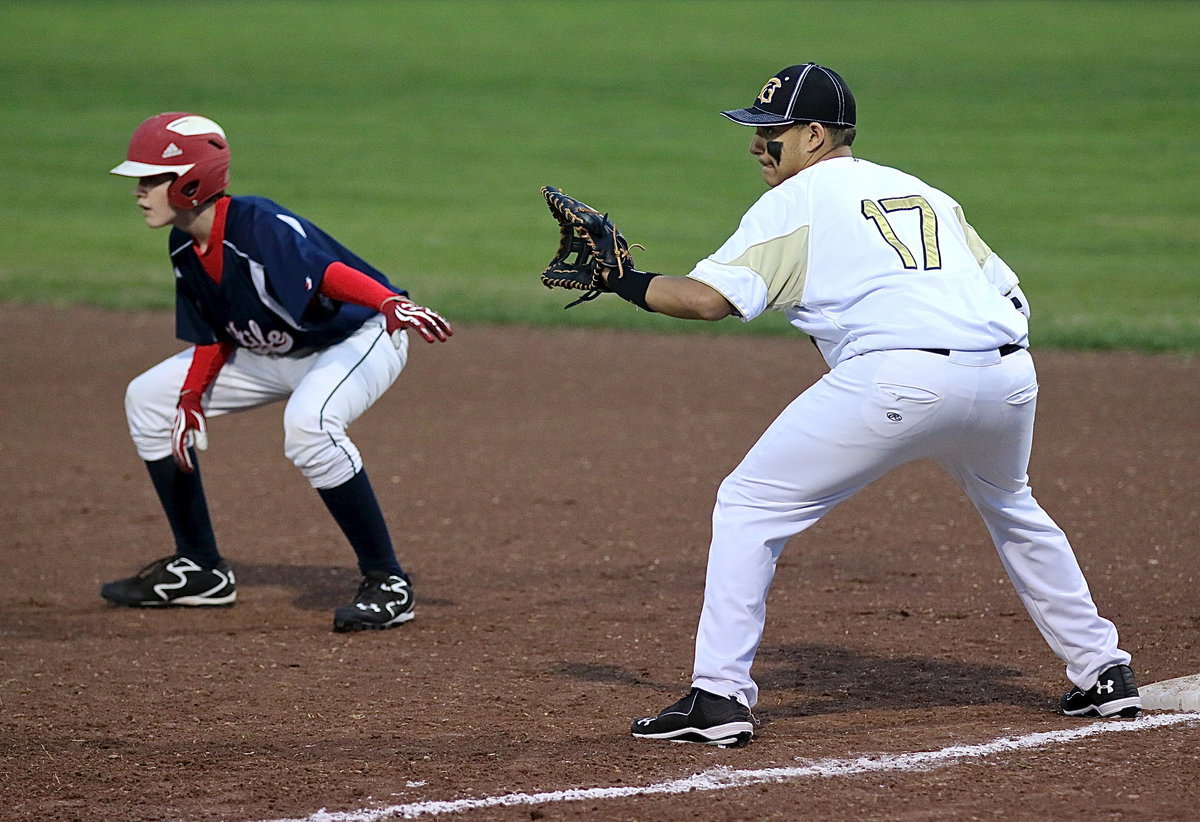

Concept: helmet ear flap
[[165, 150, 229, 209]]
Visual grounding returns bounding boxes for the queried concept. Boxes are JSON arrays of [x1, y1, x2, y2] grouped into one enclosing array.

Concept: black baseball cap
[[721, 63, 856, 128]]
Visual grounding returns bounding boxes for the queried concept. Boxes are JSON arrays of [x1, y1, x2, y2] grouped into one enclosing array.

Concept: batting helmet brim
[[109, 159, 196, 178]]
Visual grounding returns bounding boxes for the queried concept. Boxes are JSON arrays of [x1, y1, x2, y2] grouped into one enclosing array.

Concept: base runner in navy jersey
[[103, 112, 452, 632]]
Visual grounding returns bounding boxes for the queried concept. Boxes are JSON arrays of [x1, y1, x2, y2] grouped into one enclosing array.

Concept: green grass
[[1, 0, 1197, 350]]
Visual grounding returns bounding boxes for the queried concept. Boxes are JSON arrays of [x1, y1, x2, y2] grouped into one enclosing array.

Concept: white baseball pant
[[125, 318, 406, 490], [691, 347, 1130, 708]]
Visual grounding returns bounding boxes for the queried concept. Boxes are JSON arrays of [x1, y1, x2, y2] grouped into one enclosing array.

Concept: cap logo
[[758, 78, 782, 104], [161, 142, 184, 159]]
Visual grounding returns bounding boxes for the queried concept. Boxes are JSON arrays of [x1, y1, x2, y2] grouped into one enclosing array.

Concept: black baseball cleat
[[1060, 664, 1142, 718], [632, 688, 756, 747], [333, 571, 414, 632], [101, 555, 237, 607]]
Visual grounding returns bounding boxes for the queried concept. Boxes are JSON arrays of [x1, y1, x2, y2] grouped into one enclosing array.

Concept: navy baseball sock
[[144, 455, 222, 568], [317, 469, 405, 577]]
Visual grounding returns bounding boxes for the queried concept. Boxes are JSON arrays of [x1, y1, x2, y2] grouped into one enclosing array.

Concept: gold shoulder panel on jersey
[[724, 224, 811, 310], [954, 206, 993, 267]]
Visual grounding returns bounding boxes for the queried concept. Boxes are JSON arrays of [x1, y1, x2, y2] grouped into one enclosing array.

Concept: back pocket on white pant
[[866, 382, 943, 435], [1005, 381, 1038, 406], [878, 382, 942, 404]]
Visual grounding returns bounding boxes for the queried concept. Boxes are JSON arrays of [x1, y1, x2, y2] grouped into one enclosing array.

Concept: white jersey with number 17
[[688, 156, 1028, 367]]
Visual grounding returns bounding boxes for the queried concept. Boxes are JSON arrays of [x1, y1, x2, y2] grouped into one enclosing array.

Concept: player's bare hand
[[380, 296, 453, 345], [170, 390, 208, 474]]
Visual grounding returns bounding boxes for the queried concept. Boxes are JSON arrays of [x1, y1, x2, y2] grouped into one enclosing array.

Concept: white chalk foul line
[[264, 712, 1200, 822]]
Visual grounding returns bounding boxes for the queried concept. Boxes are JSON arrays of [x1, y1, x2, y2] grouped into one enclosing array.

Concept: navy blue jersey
[[169, 196, 405, 354]]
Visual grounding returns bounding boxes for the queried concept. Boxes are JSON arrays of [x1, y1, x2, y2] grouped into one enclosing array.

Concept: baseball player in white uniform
[[610, 64, 1140, 747]]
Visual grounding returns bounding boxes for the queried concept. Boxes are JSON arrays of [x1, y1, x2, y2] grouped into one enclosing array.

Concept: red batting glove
[[380, 296, 453, 345], [170, 390, 209, 474]]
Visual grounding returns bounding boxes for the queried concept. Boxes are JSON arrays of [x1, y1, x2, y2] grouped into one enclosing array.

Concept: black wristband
[[607, 269, 659, 312]]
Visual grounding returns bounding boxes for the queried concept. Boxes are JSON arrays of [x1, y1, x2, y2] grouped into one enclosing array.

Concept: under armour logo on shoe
[[1096, 678, 1115, 694], [161, 142, 184, 159]]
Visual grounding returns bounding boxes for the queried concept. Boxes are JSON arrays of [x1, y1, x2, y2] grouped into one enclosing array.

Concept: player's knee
[[282, 411, 325, 464], [715, 471, 756, 506], [282, 411, 358, 483], [125, 371, 174, 436], [124, 370, 157, 417], [124, 371, 179, 458], [283, 436, 360, 489]]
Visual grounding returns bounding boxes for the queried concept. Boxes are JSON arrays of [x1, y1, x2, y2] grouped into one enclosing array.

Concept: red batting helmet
[[110, 112, 230, 209]]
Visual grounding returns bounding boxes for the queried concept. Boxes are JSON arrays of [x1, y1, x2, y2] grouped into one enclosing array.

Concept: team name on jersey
[[226, 319, 294, 354]]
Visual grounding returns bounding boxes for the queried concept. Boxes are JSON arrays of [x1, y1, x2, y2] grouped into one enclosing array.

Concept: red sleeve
[[320, 261, 399, 310], [180, 341, 235, 398]]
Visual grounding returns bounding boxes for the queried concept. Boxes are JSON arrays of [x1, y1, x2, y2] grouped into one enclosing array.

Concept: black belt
[[918, 343, 1023, 357]]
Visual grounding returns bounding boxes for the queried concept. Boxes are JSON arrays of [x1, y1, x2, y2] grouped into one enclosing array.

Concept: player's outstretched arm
[[645, 275, 735, 321], [600, 266, 735, 322], [320, 261, 452, 345]]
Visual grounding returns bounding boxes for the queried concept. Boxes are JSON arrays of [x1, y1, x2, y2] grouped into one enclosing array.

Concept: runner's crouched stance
[[103, 113, 452, 632]]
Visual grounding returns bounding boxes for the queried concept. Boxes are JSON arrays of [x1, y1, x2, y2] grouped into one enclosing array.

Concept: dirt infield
[[2, 304, 1198, 821]]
